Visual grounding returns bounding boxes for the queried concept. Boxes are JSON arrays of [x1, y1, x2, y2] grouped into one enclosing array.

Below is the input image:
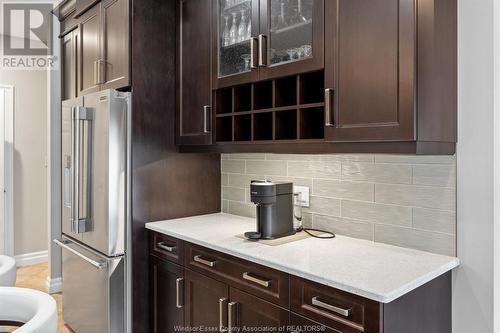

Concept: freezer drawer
[[56, 236, 125, 333]]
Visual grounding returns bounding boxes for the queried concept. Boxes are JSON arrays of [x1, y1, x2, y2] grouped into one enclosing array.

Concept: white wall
[[47, 17, 62, 292], [454, 0, 495, 332], [494, 0, 500, 330], [0, 63, 49, 257]]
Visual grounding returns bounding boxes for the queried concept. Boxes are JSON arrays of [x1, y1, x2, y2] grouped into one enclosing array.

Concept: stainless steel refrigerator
[[54, 89, 131, 333]]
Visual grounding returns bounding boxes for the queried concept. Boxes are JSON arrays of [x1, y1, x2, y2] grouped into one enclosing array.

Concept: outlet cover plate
[[294, 186, 310, 207]]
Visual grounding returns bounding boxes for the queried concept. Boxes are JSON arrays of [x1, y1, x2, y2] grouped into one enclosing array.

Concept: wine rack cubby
[[214, 70, 325, 143]]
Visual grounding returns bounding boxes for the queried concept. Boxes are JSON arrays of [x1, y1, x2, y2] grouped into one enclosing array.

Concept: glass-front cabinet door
[[214, 0, 260, 88], [259, 0, 324, 80]]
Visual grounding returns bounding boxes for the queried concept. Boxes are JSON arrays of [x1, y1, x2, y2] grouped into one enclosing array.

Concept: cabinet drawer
[[149, 232, 184, 265], [291, 277, 381, 333], [185, 243, 289, 307], [289, 313, 341, 333]]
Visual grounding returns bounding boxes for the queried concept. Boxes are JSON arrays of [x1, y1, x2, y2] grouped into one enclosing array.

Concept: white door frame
[[0, 85, 14, 256]]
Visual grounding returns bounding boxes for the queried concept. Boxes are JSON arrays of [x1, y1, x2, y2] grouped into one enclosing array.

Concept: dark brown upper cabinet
[[100, 0, 130, 90], [178, 0, 457, 154], [257, 0, 324, 80], [62, 29, 78, 100], [323, 0, 457, 150], [176, 0, 214, 145], [212, 0, 260, 88], [78, 3, 102, 96], [213, 0, 324, 89], [55, 0, 130, 100]]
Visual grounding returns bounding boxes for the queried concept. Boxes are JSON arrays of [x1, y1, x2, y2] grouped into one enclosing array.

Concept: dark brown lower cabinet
[[289, 313, 340, 333], [229, 288, 289, 333], [149, 232, 452, 333], [150, 257, 184, 333], [184, 268, 229, 332]]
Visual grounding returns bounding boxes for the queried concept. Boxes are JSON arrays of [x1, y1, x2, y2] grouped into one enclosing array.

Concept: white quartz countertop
[[146, 213, 459, 303]]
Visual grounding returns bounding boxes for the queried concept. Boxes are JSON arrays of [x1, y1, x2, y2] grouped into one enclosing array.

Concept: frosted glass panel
[[219, 0, 253, 77], [269, 0, 313, 66]]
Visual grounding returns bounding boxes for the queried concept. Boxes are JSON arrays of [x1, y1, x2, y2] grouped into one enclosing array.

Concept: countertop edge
[[145, 222, 460, 304]]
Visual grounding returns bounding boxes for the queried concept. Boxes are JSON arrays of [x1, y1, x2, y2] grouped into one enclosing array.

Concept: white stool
[[0, 255, 16, 286], [0, 287, 57, 333]]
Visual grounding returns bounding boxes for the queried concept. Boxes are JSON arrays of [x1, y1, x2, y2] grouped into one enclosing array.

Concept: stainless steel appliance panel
[[62, 96, 84, 242], [80, 90, 128, 256], [59, 236, 125, 333]]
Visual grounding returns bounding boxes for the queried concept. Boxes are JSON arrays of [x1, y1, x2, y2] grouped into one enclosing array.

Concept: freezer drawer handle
[[157, 242, 176, 253], [193, 255, 217, 268], [53, 239, 107, 270], [311, 296, 351, 317]]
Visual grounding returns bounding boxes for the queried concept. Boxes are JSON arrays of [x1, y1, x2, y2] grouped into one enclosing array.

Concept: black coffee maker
[[244, 180, 295, 240]]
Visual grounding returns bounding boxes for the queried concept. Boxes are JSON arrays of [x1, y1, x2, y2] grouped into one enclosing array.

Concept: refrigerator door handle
[[72, 106, 94, 234], [54, 238, 107, 269], [71, 106, 78, 233]]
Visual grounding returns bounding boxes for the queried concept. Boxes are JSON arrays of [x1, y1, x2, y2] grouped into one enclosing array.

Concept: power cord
[[295, 227, 336, 239]]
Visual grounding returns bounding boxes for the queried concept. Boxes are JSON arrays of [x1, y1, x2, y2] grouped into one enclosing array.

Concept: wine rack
[[214, 70, 325, 143]]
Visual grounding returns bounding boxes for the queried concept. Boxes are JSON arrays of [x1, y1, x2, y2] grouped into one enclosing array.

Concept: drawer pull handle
[[194, 255, 217, 267], [157, 242, 176, 253], [219, 298, 228, 332], [176, 278, 184, 308], [311, 297, 351, 317], [242, 272, 271, 288], [228, 301, 238, 333]]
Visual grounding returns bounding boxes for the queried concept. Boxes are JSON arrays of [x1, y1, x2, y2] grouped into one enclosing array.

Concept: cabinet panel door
[[177, 0, 213, 145], [229, 287, 289, 333], [77, 4, 102, 96], [150, 258, 185, 333], [212, 0, 260, 88], [289, 313, 341, 333], [62, 30, 77, 100], [184, 269, 229, 331], [101, 0, 130, 90], [258, 0, 324, 80], [324, 0, 415, 142]]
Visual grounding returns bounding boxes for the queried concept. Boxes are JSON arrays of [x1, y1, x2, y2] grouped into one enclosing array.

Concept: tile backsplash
[[221, 153, 457, 256]]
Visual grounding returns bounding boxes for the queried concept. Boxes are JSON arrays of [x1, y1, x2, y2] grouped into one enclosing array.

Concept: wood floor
[[1, 263, 72, 333]]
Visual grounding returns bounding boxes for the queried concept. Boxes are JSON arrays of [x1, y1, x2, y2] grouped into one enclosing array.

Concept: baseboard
[[46, 276, 62, 294], [14, 250, 48, 267]]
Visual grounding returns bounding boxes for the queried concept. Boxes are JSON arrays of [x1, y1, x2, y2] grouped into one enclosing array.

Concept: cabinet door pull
[[228, 301, 238, 333], [250, 37, 259, 69], [157, 242, 176, 253], [258, 34, 267, 67], [242, 272, 271, 288], [204, 105, 212, 134], [93, 60, 99, 85], [176, 278, 184, 308], [219, 298, 228, 332], [193, 255, 217, 267], [97, 59, 105, 85], [325, 89, 334, 126], [311, 296, 351, 317]]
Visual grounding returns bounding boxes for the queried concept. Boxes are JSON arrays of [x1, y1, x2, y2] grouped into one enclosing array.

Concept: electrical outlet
[[294, 186, 310, 207]]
